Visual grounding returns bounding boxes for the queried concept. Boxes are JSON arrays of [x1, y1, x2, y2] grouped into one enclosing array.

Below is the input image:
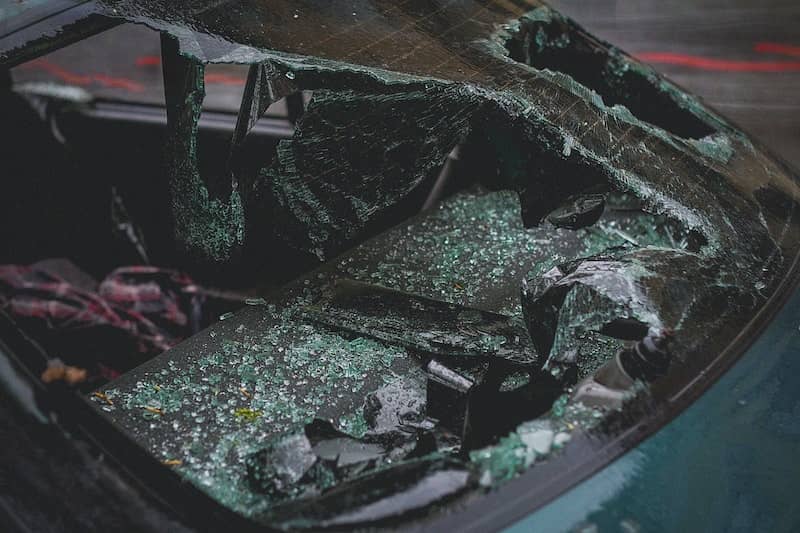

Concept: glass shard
[[522, 247, 746, 383], [546, 193, 606, 230], [306, 279, 539, 367], [264, 456, 474, 529]]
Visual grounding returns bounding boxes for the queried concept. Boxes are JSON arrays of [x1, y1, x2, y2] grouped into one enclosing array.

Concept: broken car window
[[2, 0, 800, 530]]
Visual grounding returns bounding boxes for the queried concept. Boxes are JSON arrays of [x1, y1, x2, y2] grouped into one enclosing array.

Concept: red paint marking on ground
[[20, 59, 145, 92], [635, 52, 800, 72], [92, 73, 145, 92], [204, 72, 246, 86], [20, 58, 92, 85], [753, 42, 800, 58], [135, 55, 161, 67]]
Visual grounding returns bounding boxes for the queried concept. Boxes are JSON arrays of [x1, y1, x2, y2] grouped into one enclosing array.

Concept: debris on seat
[[0, 260, 205, 376], [40, 358, 87, 386]]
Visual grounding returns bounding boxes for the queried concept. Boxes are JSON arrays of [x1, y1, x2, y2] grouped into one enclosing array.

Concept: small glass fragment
[[247, 431, 316, 497], [363, 379, 426, 434], [91, 391, 114, 405], [233, 408, 262, 423], [517, 419, 554, 455]]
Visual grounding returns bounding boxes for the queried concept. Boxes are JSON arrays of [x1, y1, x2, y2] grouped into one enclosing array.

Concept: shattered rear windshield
[[2, 0, 800, 530]]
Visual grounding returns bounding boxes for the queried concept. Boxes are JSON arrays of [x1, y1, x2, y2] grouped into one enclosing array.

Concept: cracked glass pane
[[2, 0, 800, 530]]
